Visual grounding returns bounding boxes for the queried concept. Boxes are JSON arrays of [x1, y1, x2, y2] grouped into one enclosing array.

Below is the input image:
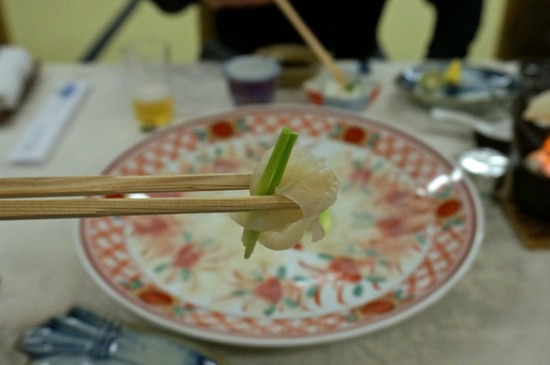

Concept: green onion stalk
[[242, 127, 299, 258]]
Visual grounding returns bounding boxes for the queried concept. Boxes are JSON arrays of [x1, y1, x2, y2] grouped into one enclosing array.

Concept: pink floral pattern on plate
[[77, 105, 482, 347]]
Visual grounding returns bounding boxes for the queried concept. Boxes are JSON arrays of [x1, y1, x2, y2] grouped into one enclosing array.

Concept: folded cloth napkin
[[0, 45, 34, 112]]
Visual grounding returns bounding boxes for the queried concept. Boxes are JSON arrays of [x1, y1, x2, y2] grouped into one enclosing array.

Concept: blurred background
[[0, 0, 547, 64]]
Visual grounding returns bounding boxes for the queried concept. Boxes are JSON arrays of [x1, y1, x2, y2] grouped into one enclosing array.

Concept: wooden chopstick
[[0, 173, 301, 220], [0, 173, 252, 199], [273, 0, 348, 88], [0, 195, 298, 220]]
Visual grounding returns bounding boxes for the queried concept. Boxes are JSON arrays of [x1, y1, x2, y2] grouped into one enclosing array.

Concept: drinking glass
[[122, 40, 174, 132]]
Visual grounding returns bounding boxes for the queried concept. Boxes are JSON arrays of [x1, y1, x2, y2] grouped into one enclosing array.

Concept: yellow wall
[[379, 0, 508, 61], [2, 0, 199, 64], [3, 0, 507, 64]]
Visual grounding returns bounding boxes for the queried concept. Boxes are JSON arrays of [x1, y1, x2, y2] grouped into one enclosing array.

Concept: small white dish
[[303, 71, 381, 111]]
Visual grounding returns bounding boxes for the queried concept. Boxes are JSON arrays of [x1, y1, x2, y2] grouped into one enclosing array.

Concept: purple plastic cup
[[223, 55, 281, 105]]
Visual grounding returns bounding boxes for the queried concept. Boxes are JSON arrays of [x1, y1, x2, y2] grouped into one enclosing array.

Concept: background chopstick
[[0, 174, 252, 199], [273, 0, 348, 87], [0, 195, 299, 220]]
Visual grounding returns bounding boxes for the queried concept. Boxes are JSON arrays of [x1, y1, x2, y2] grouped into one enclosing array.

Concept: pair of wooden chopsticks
[[0, 174, 299, 220]]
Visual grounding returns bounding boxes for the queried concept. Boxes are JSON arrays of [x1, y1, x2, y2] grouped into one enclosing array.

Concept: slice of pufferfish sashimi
[[232, 145, 338, 250]]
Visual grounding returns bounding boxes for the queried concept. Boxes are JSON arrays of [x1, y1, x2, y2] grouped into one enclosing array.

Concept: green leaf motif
[[330, 124, 343, 138], [232, 289, 249, 297], [128, 279, 143, 290], [181, 268, 191, 281], [443, 217, 463, 230], [236, 117, 247, 131], [264, 304, 276, 316], [153, 263, 170, 273], [193, 129, 208, 141], [366, 133, 381, 147], [394, 289, 406, 300], [173, 306, 185, 317], [182, 231, 193, 243], [202, 238, 215, 247], [318, 253, 334, 261], [342, 313, 358, 323], [306, 285, 319, 298], [416, 232, 428, 246], [366, 275, 386, 285], [276, 266, 287, 280], [353, 284, 364, 297], [284, 297, 299, 308]]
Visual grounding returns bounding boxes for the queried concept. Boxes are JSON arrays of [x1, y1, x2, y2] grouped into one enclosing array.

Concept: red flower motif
[[210, 120, 234, 138], [132, 216, 172, 236], [376, 217, 410, 238], [138, 287, 174, 306], [329, 257, 362, 283], [253, 277, 283, 304], [436, 199, 461, 218], [306, 90, 323, 105], [357, 299, 395, 315], [343, 126, 366, 144], [173, 244, 203, 268]]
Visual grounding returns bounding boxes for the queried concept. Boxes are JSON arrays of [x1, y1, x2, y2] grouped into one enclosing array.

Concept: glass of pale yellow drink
[[122, 40, 174, 132]]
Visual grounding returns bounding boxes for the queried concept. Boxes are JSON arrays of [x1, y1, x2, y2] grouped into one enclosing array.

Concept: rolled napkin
[[0, 45, 34, 112]]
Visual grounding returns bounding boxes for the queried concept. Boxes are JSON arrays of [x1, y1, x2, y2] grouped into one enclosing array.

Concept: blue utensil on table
[[20, 307, 225, 365]]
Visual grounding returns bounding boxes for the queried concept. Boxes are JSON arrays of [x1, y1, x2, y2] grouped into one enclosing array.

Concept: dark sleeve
[[150, 0, 195, 13], [319, 0, 386, 59], [425, 0, 483, 58]]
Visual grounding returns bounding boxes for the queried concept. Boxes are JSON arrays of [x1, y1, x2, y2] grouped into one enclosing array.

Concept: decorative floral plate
[[76, 105, 483, 347]]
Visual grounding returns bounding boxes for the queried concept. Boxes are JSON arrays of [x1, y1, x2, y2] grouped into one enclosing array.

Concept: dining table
[[0, 60, 549, 365]]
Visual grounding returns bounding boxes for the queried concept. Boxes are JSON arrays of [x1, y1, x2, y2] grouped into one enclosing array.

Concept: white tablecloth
[[1, 61, 549, 365]]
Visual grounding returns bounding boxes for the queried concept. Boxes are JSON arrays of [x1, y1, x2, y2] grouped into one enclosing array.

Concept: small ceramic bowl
[[303, 71, 381, 111], [223, 55, 281, 105]]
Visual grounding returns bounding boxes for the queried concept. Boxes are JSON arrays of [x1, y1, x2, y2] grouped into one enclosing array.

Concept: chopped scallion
[[242, 127, 299, 258]]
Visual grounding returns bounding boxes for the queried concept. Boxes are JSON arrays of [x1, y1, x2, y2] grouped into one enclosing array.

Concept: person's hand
[[202, 0, 272, 10]]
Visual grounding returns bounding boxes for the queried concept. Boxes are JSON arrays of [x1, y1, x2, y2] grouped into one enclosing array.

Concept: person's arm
[[425, 0, 483, 58]]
